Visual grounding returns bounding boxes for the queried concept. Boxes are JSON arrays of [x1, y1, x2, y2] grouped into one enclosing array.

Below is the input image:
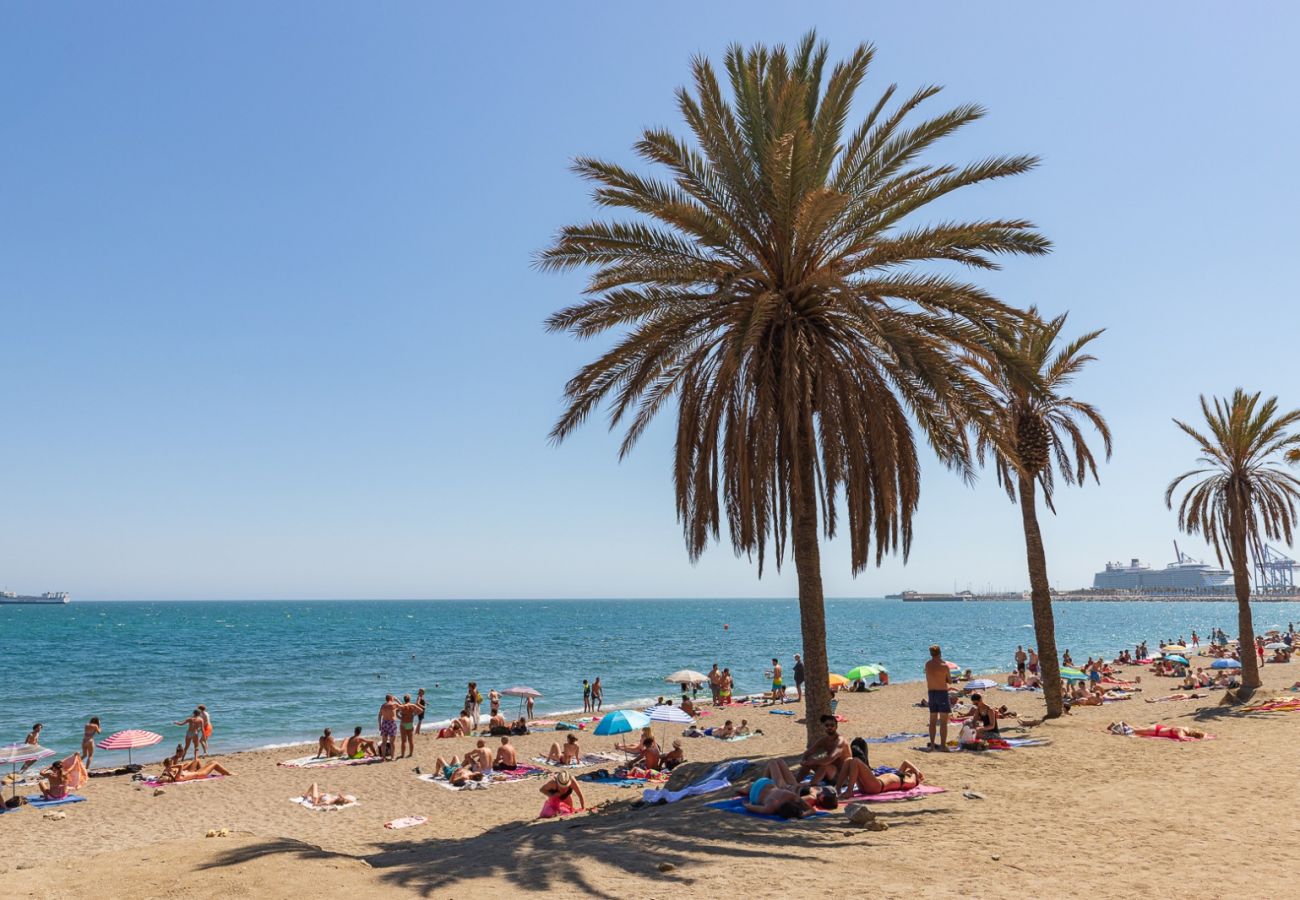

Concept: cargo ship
[[0, 590, 71, 605]]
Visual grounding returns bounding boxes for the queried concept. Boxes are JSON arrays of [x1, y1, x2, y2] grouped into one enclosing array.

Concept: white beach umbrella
[[967, 678, 998, 690], [645, 705, 694, 724], [664, 670, 708, 685], [1, 743, 55, 800]]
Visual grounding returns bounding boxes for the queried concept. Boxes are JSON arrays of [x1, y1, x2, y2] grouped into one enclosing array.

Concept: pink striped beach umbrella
[[99, 730, 162, 766], [1, 743, 55, 799]]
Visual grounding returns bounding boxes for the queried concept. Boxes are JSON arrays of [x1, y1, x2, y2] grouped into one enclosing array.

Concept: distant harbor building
[[1092, 544, 1233, 592]]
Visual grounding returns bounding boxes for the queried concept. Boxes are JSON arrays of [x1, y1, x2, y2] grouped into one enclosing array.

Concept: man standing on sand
[[793, 654, 805, 702], [1027, 647, 1040, 676], [708, 665, 721, 705], [197, 705, 213, 756], [769, 658, 784, 703], [925, 645, 952, 751], [591, 677, 603, 711], [1015, 646, 1027, 677], [415, 688, 427, 735], [397, 694, 420, 758], [378, 694, 400, 760]]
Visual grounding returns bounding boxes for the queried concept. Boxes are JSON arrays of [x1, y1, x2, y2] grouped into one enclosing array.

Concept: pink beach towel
[[847, 784, 945, 802]]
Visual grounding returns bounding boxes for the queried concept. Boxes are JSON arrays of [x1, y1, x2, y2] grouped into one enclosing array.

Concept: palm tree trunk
[[1017, 473, 1064, 718], [792, 411, 831, 743], [1228, 492, 1261, 691]]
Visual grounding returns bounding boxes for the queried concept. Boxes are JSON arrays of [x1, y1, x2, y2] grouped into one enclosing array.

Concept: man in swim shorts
[[397, 694, 419, 759], [769, 658, 784, 703], [925, 645, 953, 751], [1015, 646, 1027, 676], [378, 695, 400, 761]]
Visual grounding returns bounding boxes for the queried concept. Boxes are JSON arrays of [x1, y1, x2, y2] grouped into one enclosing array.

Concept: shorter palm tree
[[1166, 390, 1300, 693], [968, 310, 1110, 718]]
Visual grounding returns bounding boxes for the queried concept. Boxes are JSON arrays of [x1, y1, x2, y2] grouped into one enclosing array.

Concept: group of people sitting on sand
[[740, 715, 926, 819], [431, 736, 523, 786]]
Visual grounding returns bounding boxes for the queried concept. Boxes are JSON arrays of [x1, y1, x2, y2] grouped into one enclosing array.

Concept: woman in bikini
[[742, 759, 837, 818], [1108, 722, 1208, 739], [81, 717, 101, 768], [158, 759, 233, 783], [539, 770, 586, 818], [544, 734, 582, 765], [835, 757, 925, 796]]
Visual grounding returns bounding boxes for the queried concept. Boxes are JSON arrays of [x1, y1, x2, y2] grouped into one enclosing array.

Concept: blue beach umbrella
[[1210, 658, 1241, 669], [1163, 655, 1189, 666], [593, 709, 651, 736]]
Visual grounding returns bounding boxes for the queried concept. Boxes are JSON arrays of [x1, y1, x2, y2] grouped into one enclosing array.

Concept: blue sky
[[3, 3, 1298, 600]]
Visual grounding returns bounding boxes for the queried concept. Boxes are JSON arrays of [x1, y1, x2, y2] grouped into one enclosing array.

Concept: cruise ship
[[1092, 544, 1233, 592], [0, 590, 71, 605]]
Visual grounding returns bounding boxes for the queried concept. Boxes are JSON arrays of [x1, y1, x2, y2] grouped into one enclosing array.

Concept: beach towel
[[25, 794, 87, 809], [419, 764, 545, 791], [290, 795, 360, 811], [384, 815, 427, 829], [710, 733, 756, 742], [529, 754, 619, 769], [278, 755, 381, 769], [864, 732, 926, 744], [641, 777, 731, 805], [59, 755, 89, 790], [1137, 731, 1215, 742], [768, 709, 795, 716], [578, 774, 650, 787], [846, 784, 946, 803], [706, 797, 827, 821], [142, 774, 226, 787]]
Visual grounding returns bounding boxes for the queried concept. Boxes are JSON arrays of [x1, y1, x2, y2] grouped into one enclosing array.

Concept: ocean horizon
[[5, 597, 1296, 763]]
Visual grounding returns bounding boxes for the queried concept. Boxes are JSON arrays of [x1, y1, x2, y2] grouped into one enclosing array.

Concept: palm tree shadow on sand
[[199, 788, 953, 897]]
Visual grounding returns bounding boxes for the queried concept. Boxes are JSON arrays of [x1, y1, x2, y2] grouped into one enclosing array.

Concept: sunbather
[[539, 770, 585, 818], [303, 782, 356, 807], [342, 727, 379, 759], [433, 755, 485, 786], [1145, 692, 1206, 703], [715, 720, 736, 739], [741, 759, 837, 818], [494, 736, 519, 770], [544, 734, 582, 765], [660, 740, 684, 770], [1107, 721, 1208, 739], [316, 728, 344, 758], [38, 760, 69, 800], [835, 758, 924, 796], [630, 737, 661, 770], [158, 759, 232, 783], [795, 715, 850, 784]]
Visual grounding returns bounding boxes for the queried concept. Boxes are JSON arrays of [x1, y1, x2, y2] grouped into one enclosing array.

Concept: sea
[[4, 598, 1297, 763]]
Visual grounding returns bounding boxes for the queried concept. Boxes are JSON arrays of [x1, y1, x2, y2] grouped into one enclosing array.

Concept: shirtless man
[[343, 726, 378, 759], [796, 715, 850, 783], [715, 719, 736, 739], [494, 735, 518, 770], [466, 739, 494, 772], [708, 664, 722, 704], [1027, 647, 1040, 676], [769, 658, 784, 703], [317, 728, 344, 758], [197, 705, 212, 755], [489, 688, 502, 717], [631, 737, 661, 770], [591, 678, 603, 711], [82, 717, 101, 768], [397, 694, 419, 758], [455, 709, 473, 736], [925, 645, 953, 751], [174, 709, 204, 761], [377, 695, 400, 760], [1015, 645, 1028, 676], [415, 688, 427, 735]]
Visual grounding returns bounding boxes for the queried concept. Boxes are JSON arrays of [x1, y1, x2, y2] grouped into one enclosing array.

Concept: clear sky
[[4, 3, 1299, 600]]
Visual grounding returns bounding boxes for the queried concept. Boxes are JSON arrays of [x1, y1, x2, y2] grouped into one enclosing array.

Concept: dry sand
[[4, 656, 1299, 899]]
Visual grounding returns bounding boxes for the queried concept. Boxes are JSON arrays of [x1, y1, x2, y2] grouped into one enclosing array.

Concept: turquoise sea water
[[4, 598, 1297, 762]]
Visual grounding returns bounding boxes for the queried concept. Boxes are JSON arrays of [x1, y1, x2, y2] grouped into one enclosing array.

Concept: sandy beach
[[4, 652, 1298, 900]]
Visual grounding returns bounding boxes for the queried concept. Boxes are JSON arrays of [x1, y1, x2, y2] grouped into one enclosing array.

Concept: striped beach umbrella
[[1, 743, 55, 800], [99, 729, 162, 766]]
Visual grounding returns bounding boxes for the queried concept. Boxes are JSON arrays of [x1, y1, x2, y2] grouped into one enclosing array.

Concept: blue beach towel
[[706, 797, 827, 821], [578, 774, 647, 787], [768, 709, 795, 716], [25, 794, 87, 809]]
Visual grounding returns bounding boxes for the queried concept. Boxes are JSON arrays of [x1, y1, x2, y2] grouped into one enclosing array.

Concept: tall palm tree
[[967, 311, 1111, 718], [539, 33, 1048, 739], [1166, 390, 1300, 694]]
